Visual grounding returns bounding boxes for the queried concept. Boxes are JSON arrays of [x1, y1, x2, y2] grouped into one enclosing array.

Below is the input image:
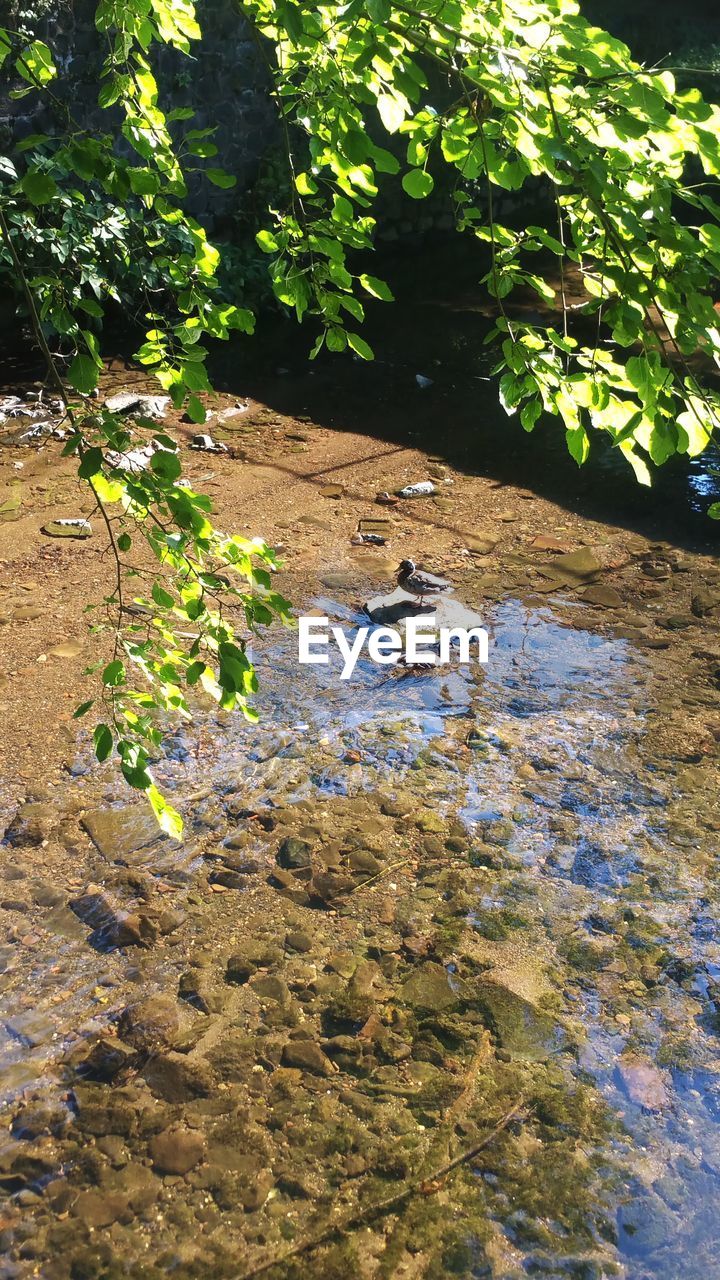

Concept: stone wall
[[0, 1, 544, 241], [0, 0, 277, 230]]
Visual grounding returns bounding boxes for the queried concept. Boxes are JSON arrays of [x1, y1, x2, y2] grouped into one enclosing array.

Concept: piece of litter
[[190, 434, 228, 454], [104, 392, 170, 417], [351, 533, 388, 546], [397, 481, 437, 498], [415, 374, 434, 390], [105, 444, 157, 473]]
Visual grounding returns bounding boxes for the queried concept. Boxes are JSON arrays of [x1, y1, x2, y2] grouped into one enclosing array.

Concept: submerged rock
[[80, 806, 167, 865], [281, 1039, 332, 1075], [277, 836, 312, 870], [149, 1126, 207, 1175], [472, 975, 566, 1061], [118, 994, 181, 1052], [364, 587, 484, 631], [617, 1055, 670, 1111], [2, 802, 56, 848], [400, 962, 459, 1013]]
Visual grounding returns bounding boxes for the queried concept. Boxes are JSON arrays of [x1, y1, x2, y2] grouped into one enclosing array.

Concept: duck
[[396, 559, 451, 599]]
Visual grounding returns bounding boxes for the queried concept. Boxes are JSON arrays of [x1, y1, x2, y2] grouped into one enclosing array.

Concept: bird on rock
[[396, 559, 451, 600]]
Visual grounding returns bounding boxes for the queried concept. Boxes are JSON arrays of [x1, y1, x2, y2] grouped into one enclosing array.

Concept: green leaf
[[206, 167, 237, 189], [256, 229, 279, 253], [146, 782, 183, 840], [377, 93, 405, 134], [118, 533, 132, 552], [20, 170, 57, 206], [67, 354, 99, 396], [347, 332, 374, 360], [73, 700, 94, 719], [78, 447, 104, 480], [401, 169, 434, 199], [152, 582, 175, 609], [150, 449, 183, 480], [128, 168, 161, 196], [93, 723, 113, 762], [359, 274, 394, 301], [184, 394, 207, 424], [102, 660, 126, 687], [17, 40, 56, 87]]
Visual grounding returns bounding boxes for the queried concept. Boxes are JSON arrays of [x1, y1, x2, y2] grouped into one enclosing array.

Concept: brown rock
[[118, 994, 181, 1052], [281, 1040, 332, 1075], [71, 1190, 129, 1228], [617, 1055, 669, 1111], [149, 1126, 207, 1175], [582, 584, 623, 608]]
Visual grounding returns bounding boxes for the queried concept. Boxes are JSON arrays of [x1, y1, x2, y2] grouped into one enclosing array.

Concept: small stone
[[48, 638, 84, 659], [71, 1190, 128, 1228], [582, 584, 623, 608], [81, 1037, 137, 1082], [281, 1040, 332, 1075], [320, 484, 343, 498], [530, 534, 573, 552], [617, 1055, 669, 1111], [118, 994, 181, 1052], [251, 974, 291, 1005], [664, 614, 693, 630], [105, 391, 169, 417], [465, 534, 498, 555], [400, 962, 458, 1013], [208, 868, 249, 890], [348, 850, 382, 875], [178, 970, 219, 1013], [81, 806, 166, 864], [692, 590, 718, 618], [225, 954, 257, 985], [285, 930, 313, 953], [277, 837, 312, 870], [538, 547, 602, 584], [12, 605, 43, 621], [149, 1126, 207, 1175], [143, 1053, 214, 1103]]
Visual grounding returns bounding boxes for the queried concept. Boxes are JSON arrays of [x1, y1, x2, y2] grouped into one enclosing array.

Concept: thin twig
[[235, 1101, 527, 1280]]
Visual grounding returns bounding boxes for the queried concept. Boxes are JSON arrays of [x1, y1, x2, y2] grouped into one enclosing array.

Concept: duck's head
[[397, 559, 415, 575]]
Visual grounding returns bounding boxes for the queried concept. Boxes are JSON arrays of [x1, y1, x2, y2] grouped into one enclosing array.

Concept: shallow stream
[[2, 581, 719, 1277]]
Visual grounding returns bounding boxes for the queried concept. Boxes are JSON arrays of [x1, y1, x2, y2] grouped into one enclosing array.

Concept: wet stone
[[80, 805, 167, 865], [80, 1037, 137, 1083], [2, 803, 55, 848], [118, 994, 181, 1052], [149, 1126, 207, 1175], [400, 962, 459, 1013], [617, 1055, 670, 1111], [142, 1052, 214, 1103], [70, 1190, 129, 1228], [285, 929, 313, 953], [472, 977, 565, 1061], [281, 1039, 333, 1075], [277, 836, 312, 870]]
